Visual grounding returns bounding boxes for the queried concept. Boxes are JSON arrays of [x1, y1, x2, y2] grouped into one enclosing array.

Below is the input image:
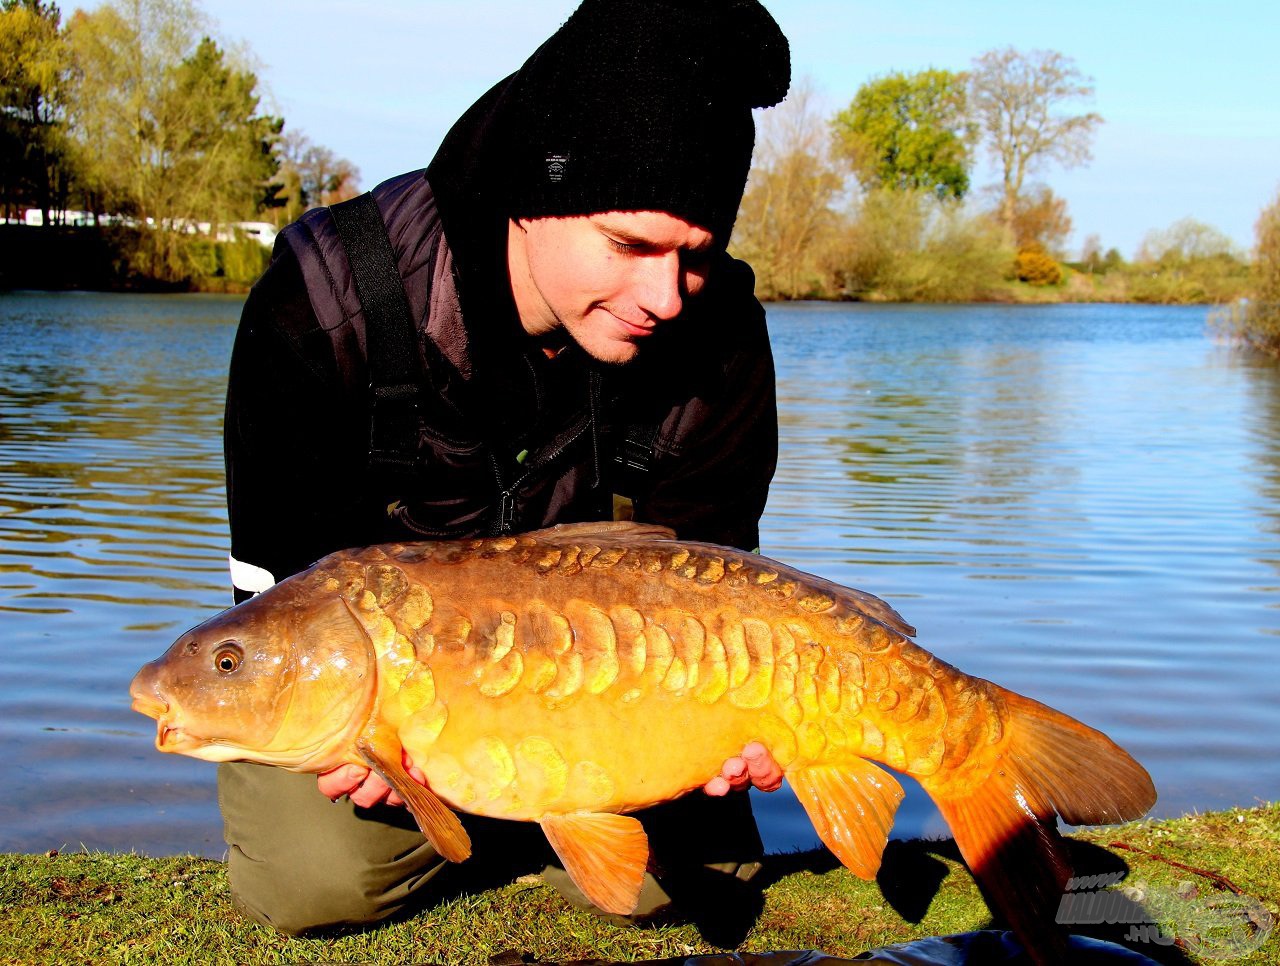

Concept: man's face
[[507, 210, 716, 365]]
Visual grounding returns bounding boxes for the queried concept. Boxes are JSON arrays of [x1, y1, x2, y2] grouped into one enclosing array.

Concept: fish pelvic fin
[[356, 734, 472, 863], [927, 690, 1157, 965], [789, 760, 904, 879], [540, 812, 649, 916]]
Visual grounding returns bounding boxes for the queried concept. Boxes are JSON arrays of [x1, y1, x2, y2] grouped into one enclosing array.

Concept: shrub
[[1014, 243, 1062, 286], [832, 189, 1011, 301], [1216, 191, 1280, 354]]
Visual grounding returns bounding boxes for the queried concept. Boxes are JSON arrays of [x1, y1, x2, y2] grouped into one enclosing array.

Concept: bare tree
[[969, 47, 1101, 237], [272, 127, 360, 224], [732, 79, 845, 299]]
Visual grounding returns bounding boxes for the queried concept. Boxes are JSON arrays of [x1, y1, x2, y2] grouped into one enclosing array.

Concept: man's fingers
[[704, 775, 732, 797], [722, 756, 752, 791], [348, 771, 394, 809], [742, 741, 784, 792], [319, 752, 428, 809], [317, 764, 369, 800]]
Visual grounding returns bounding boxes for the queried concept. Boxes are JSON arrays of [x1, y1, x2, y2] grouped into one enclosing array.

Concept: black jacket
[[224, 87, 777, 599]]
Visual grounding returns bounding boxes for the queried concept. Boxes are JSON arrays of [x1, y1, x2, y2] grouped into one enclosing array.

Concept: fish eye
[[213, 642, 244, 674]]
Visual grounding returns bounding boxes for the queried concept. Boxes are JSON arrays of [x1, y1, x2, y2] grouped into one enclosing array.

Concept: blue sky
[[210, 0, 1279, 258]]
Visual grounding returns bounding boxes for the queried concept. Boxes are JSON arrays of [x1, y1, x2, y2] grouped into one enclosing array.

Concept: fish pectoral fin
[[356, 735, 471, 863], [789, 759, 905, 879], [539, 812, 649, 915]]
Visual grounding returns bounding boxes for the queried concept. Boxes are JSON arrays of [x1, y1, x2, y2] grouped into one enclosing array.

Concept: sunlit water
[[1, 293, 1276, 860]]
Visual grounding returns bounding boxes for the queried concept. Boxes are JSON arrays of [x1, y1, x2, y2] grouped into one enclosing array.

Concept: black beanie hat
[[498, 0, 790, 243]]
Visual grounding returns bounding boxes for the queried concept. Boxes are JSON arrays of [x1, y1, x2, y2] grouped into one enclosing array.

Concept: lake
[[1, 293, 1277, 860]]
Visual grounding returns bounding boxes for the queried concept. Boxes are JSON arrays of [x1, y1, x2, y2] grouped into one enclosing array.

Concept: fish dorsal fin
[[356, 733, 471, 863], [529, 521, 678, 542], [789, 759, 905, 879], [539, 812, 649, 915]]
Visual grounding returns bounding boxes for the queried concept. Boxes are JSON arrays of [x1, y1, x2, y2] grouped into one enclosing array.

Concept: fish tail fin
[[928, 690, 1156, 965]]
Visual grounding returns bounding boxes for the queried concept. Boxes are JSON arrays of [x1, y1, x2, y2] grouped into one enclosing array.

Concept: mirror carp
[[130, 521, 1155, 962]]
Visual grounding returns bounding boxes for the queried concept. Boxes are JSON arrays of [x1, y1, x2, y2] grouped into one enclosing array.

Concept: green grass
[[2, 804, 1277, 965]]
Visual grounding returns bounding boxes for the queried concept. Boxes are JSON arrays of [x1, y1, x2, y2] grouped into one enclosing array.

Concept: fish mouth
[[131, 693, 168, 720], [154, 718, 196, 752], [134, 702, 203, 754]]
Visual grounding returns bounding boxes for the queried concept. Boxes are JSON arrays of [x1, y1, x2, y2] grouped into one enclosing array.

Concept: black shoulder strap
[[329, 192, 422, 471]]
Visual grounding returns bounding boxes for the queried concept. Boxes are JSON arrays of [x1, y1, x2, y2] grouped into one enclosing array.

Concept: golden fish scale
[[319, 534, 1011, 820]]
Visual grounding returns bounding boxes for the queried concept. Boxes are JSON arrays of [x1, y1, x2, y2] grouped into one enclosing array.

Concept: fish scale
[[130, 520, 1155, 965]]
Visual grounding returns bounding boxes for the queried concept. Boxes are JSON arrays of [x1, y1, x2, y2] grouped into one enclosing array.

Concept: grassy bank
[[2, 803, 1276, 965]]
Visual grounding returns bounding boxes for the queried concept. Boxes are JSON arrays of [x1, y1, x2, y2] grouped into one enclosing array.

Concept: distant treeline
[[1, 0, 359, 288], [728, 54, 1268, 312], [4, 1, 1277, 332]]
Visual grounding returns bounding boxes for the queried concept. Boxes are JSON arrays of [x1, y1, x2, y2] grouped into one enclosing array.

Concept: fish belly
[[401, 668, 765, 821]]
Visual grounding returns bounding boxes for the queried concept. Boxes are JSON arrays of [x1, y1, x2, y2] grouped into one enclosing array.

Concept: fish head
[[129, 588, 378, 772]]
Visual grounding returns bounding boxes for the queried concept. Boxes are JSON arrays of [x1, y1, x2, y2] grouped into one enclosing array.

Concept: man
[[220, 0, 791, 935]]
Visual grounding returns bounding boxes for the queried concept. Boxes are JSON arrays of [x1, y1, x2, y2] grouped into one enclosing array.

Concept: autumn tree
[[969, 47, 1102, 237], [1008, 183, 1072, 254], [831, 68, 973, 200], [0, 0, 73, 223], [732, 81, 844, 299]]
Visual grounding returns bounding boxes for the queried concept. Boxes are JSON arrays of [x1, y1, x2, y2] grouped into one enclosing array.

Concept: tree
[[831, 68, 973, 200], [731, 81, 844, 299], [1078, 233, 1103, 272], [0, 0, 73, 223], [969, 47, 1102, 237], [64, 1, 280, 277], [1136, 217, 1247, 304], [1138, 217, 1239, 265], [167, 36, 282, 223], [296, 141, 360, 208], [270, 128, 360, 225]]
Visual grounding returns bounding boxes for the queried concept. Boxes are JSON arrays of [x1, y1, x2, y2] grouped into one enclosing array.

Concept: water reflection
[[1238, 349, 1280, 628]]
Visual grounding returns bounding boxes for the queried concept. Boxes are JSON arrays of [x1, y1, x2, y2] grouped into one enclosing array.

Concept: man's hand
[[704, 741, 783, 796], [316, 754, 427, 808]]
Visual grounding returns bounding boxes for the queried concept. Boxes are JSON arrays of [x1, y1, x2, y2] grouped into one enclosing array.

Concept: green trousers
[[217, 761, 764, 936]]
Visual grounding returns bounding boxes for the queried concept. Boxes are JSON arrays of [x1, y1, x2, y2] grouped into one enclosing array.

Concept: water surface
[[0, 293, 1276, 858]]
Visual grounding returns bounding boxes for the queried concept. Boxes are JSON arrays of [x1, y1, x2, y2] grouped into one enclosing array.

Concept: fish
[[129, 521, 1155, 962]]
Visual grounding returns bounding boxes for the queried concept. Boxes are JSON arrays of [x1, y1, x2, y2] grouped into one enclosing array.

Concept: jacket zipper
[[490, 410, 594, 535]]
